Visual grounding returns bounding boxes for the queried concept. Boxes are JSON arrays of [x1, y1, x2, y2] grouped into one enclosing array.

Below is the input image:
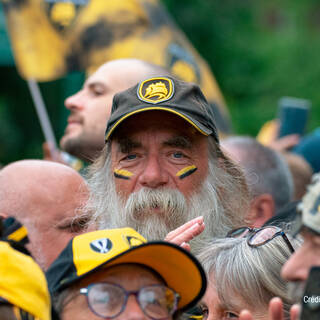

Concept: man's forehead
[[84, 74, 107, 88], [114, 135, 193, 153], [301, 226, 320, 240]]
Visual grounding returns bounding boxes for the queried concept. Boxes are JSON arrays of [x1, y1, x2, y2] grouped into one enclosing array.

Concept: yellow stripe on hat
[[7, 226, 28, 242], [176, 165, 197, 179], [105, 107, 209, 141], [188, 316, 204, 320]]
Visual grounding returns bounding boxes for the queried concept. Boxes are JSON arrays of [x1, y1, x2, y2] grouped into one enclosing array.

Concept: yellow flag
[[2, 0, 231, 131]]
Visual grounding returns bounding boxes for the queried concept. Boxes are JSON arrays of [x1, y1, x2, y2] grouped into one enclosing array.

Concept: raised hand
[[239, 298, 300, 320], [164, 216, 205, 251]]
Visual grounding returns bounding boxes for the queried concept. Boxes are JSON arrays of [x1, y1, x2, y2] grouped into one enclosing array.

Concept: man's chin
[[60, 133, 82, 154]]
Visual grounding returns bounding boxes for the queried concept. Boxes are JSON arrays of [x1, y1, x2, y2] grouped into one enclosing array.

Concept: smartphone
[[278, 97, 311, 138], [300, 267, 320, 320]]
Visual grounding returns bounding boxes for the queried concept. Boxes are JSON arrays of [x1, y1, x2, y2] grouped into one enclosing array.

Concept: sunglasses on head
[[227, 226, 295, 253]]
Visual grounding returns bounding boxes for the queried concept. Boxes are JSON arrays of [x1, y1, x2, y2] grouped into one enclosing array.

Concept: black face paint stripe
[[114, 172, 130, 180]]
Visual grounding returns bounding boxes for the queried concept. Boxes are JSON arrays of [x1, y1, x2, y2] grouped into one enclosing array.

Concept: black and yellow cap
[[105, 76, 219, 142], [0, 241, 51, 320], [46, 228, 207, 313], [2, 217, 28, 246]]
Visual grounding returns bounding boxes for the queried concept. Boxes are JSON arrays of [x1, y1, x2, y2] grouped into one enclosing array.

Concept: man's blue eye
[[173, 152, 184, 158], [126, 154, 137, 160]]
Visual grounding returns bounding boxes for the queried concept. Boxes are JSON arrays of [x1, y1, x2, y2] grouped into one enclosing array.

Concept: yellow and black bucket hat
[[46, 228, 207, 313], [105, 76, 219, 142], [0, 241, 51, 320]]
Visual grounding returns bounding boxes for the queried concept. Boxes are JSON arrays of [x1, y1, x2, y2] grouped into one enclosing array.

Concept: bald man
[[59, 58, 171, 162], [0, 160, 89, 270]]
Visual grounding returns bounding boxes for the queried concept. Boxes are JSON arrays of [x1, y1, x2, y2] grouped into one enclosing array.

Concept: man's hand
[[164, 216, 205, 251], [239, 297, 300, 320], [257, 120, 300, 152]]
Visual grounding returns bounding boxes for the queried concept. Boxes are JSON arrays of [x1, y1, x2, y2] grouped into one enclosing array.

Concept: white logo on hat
[[90, 238, 112, 254]]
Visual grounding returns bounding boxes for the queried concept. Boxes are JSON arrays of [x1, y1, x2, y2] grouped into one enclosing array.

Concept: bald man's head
[[60, 58, 172, 162], [0, 160, 89, 269]]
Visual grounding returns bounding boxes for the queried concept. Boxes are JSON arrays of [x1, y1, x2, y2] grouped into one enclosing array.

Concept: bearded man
[[85, 76, 249, 249]]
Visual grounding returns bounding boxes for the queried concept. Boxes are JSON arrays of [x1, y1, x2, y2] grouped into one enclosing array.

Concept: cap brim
[[105, 107, 212, 141]]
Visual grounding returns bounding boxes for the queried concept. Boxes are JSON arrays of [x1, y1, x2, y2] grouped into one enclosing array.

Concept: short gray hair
[[222, 136, 294, 212], [197, 234, 299, 317]]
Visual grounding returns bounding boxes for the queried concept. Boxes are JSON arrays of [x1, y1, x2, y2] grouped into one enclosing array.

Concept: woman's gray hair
[[197, 234, 300, 317]]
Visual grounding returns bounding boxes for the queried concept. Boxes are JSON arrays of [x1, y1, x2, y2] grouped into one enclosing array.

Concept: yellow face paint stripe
[[7, 226, 28, 242], [176, 165, 197, 179], [114, 169, 133, 180]]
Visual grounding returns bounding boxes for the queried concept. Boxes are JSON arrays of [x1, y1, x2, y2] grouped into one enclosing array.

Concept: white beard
[[92, 174, 233, 251]]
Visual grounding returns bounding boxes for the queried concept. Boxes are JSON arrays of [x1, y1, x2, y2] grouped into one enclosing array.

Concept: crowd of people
[[1, 58, 320, 320]]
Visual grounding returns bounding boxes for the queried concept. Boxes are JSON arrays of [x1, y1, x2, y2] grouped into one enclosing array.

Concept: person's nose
[[118, 295, 149, 320], [64, 90, 85, 111], [281, 247, 310, 282], [138, 156, 169, 189]]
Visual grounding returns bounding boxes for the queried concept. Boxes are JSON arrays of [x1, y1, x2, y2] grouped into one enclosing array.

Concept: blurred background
[[0, 0, 319, 165]]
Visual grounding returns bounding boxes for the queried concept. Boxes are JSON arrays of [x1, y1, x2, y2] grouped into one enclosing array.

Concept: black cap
[[105, 77, 219, 142]]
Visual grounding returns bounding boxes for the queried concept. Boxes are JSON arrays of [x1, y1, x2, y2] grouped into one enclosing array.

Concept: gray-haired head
[[222, 136, 294, 212], [197, 234, 299, 317]]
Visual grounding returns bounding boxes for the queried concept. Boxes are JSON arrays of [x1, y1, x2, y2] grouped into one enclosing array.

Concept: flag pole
[[27, 79, 57, 151]]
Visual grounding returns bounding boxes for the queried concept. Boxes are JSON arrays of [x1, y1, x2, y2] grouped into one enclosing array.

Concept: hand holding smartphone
[[278, 97, 311, 138]]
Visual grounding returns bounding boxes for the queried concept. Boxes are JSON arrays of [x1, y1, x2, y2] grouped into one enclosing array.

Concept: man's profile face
[[281, 229, 320, 283], [60, 65, 121, 160], [111, 111, 209, 202], [26, 178, 89, 270], [61, 264, 169, 320]]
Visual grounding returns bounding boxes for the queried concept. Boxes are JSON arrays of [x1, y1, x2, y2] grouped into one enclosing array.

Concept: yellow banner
[[2, 0, 231, 131]]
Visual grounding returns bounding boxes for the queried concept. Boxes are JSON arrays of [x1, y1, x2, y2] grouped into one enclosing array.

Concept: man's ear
[[247, 194, 275, 228], [0, 212, 8, 219]]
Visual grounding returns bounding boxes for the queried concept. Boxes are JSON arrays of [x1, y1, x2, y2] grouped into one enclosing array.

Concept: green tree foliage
[[163, 0, 320, 134]]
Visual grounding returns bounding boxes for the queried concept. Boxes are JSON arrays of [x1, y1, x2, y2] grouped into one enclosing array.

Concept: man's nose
[[138, 156, 169, 189], [64, 91, 84, 111], [118, 295, 149, 320], [281, 247, 310, 282]]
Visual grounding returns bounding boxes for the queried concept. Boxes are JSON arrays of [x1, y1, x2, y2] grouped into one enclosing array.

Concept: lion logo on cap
[[137, 77, 174, 104]]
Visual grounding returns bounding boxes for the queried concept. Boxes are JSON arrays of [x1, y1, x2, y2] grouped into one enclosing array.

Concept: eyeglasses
[[80, 282, 180, 319], [227, 226, 295, 253]]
